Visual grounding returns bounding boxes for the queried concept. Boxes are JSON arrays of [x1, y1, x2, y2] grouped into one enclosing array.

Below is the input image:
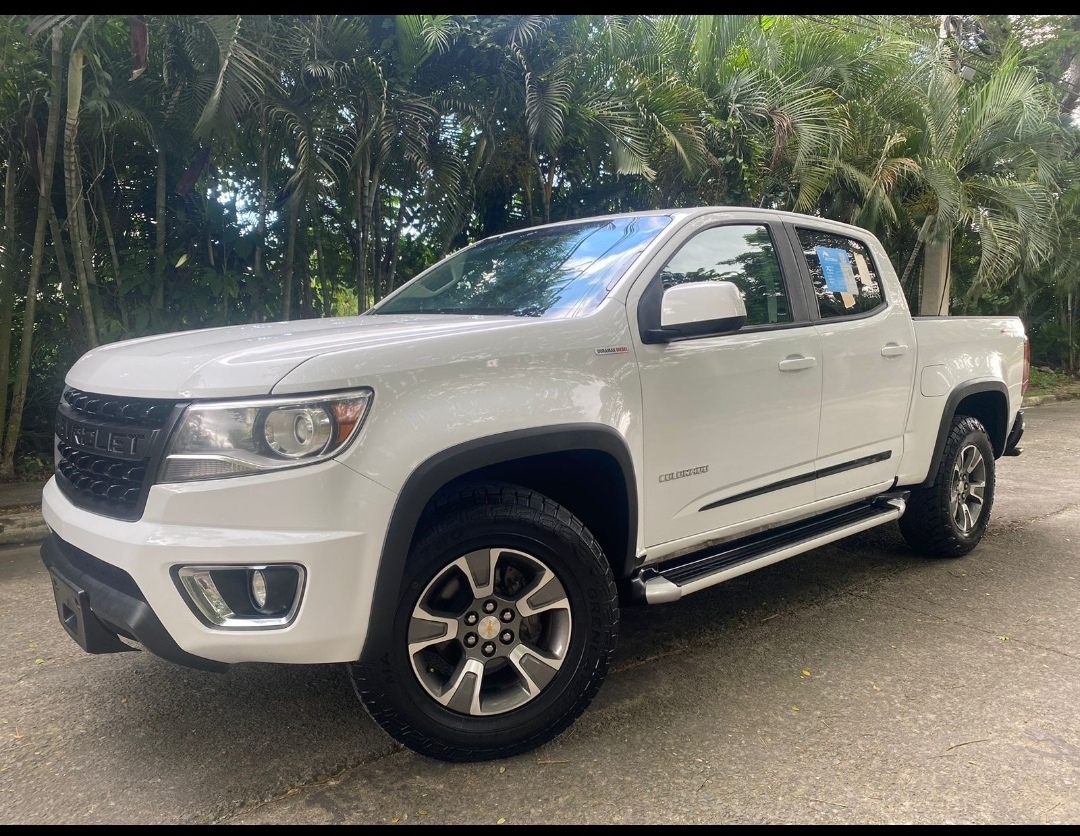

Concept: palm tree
[[640, 15, 878, 212], [755, 17, 1067, 317], [1, 23, 62, 477], [908, 40, 1063, 314]]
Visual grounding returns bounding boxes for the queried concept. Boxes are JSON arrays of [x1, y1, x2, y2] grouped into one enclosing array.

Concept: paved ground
[[0, 480, 49, 547], [1, 400, 1079, 824]]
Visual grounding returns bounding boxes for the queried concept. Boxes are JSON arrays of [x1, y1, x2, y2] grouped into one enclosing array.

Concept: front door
[[632, 218, 822, 550]]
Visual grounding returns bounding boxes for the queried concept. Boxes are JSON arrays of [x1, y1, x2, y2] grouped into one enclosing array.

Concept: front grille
[[56, 442, 147, 504], [54, 388, 182, 521], [62, 388, 175, 426]]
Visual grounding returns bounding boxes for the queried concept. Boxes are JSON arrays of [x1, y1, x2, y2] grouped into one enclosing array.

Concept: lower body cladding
[[38, 461, 397, 670]]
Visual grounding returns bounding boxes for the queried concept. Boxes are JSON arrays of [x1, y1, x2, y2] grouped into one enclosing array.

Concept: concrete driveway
[[2, 400, 1079, 824]]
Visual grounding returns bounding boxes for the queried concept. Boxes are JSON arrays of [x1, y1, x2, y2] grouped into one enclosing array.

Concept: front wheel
[[348, 483, 619, 761], [899, 415, 996, 558]]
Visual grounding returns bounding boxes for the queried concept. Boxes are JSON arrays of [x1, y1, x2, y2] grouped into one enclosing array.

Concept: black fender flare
[[921, 379, 1009, 487], [359, 424, 638, 662]]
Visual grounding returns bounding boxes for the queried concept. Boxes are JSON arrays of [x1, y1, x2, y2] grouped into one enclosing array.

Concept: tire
[[899, 415, 996, 558], [348, 482, 619, 762]]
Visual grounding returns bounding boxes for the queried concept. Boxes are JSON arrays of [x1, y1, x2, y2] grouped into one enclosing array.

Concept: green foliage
[[1, 14, 1080, 473], [1026, 365, 1080, 398]]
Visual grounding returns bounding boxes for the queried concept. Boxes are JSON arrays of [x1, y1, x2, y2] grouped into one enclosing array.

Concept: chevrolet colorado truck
[[40, 207, 1028, 761]]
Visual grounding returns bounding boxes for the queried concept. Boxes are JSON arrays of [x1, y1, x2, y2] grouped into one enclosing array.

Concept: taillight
[[1022, 337, 1030, 394]]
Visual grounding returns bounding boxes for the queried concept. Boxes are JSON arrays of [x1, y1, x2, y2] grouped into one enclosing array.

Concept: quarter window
[[658, 225, 792, 327], [796, 228, 885, 319]]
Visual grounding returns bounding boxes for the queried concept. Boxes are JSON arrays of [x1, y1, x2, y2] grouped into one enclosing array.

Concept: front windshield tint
[[373, 216, 671, 318]]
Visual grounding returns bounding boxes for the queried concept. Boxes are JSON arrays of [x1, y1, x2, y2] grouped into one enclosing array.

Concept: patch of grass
[[1027, 366, 1080, 399], [0, 453, 52, 485]]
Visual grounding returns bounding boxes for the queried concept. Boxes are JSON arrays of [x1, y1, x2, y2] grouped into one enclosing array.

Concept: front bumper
[[42, 533, 226, 671], [39, 460, 397, 668]]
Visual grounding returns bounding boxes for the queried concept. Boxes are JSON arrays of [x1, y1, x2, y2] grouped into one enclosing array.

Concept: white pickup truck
[[40, 207, 1028, 761]]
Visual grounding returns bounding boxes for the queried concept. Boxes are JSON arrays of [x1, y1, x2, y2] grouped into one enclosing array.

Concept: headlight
[[159, 390, 372, 483]]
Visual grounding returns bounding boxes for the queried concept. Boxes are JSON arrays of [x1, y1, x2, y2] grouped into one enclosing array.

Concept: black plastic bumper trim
[[39, 533, 227, 673], [1003, 410, 1024, 456]]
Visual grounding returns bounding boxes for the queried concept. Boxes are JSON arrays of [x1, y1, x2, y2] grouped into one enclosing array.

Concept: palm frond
[[919, 158, 963, 236], [956, 65, 1055, 170], [192, 15, 274, 138], [27, 15, 76, 39], [522, 53, 573, 152], [495, 15, 558, 50], [416, 15, 460, 55]]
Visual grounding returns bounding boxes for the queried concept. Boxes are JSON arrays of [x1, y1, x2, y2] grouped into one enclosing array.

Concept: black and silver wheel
[[899, 415, 996, 557], [349, 483, 619, 761], [409, 545, 575, 717]]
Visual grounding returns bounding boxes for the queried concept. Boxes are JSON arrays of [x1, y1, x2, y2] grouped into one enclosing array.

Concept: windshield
[[373, 216, 671, 318]]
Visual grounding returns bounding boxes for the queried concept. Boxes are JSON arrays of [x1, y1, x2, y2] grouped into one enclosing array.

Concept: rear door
[[786, 224, 915, 500]]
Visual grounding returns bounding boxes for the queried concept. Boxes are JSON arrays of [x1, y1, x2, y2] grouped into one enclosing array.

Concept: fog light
[[251, 569, 267, 609], [174, 564, 305, 629], [178, 569, 233, 624]]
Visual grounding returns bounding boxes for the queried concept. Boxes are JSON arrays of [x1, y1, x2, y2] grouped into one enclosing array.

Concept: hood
[[65, 314, 526, 399]]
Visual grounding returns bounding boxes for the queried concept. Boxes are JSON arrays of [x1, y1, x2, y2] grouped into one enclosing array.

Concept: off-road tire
[[899, 415, 996, 558], [348, 482, 619, 761]]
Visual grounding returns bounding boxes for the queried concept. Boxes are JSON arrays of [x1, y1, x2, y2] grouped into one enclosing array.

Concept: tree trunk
[[920, 237, 952, 316], [542, 156, 555, 225], [1059, 53, 1080, 114], [378, 197, 406, 297], [153, 143, 166, 310], [372, 195, 384, 304], [524, 142, 535, 226], [62, 45, 98, 347], [96, 178, 128, 331], [49, 207, 87, 351], [354, 134, 384, 313], [1067, 288, 1076, 374], [301, 253, 314, 319], [282, 209, 297, 320], [315, 221, 332, 318], [85, 177, 105, 330], [1, 27, 63, 478], [0, 153, 18, 441], [354, 159, 368, 311], [254, 108, 268, 280], [1056, 18, 1080, 114], [898, 239, 923, 295]]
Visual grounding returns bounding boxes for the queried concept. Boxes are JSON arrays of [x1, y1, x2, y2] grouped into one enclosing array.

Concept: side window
[[796, 227, 885, 319], [658, 225, 792, 327]]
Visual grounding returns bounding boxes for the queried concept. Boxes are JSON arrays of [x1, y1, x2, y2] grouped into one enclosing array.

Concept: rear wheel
[[349, 483, 619, 761], [899, 415, 996, 557]]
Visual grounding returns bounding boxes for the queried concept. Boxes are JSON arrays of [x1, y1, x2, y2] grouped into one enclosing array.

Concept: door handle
[[778, 355, 817, 372], [880, 343, 910, 358]]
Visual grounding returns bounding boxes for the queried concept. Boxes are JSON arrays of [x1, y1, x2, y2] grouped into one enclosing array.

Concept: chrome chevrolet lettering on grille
[[55, 415, 154, 459]]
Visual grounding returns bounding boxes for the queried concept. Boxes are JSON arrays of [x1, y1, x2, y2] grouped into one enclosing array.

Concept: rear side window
[[796, 228, 885, 319]]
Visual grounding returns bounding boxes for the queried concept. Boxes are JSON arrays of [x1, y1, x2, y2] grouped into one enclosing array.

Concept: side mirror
[[652, 281, 747, 341]]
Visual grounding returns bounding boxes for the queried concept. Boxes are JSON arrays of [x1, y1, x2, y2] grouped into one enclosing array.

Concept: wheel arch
[[921, 380, 1009, 488], [360, 425, 638, 662]]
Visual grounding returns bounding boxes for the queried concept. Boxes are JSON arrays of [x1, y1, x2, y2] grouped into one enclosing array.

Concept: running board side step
[[632, 493, 908, 605]]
